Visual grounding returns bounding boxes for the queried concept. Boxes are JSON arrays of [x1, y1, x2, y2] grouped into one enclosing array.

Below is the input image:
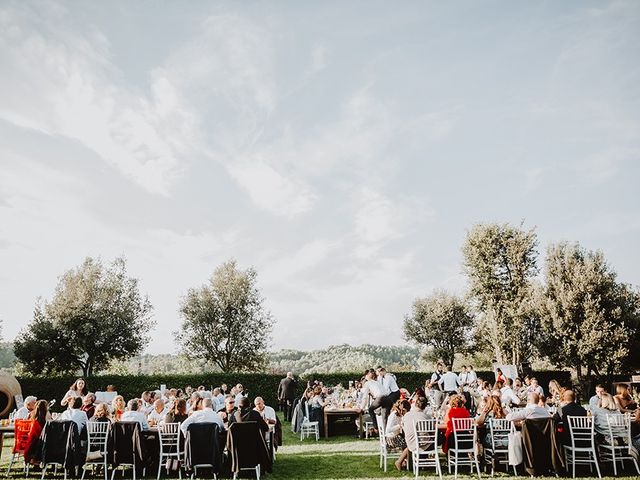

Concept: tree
[[403, 290, 474, 368], [538, 242, 640, 382], [462, 222, 539, 366], [177, 259, 274, 373], [14, 257, 154, 376]]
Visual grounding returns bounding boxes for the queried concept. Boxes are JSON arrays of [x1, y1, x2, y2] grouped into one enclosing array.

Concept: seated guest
[[59, 397, 89, 432], [443, 394, 471, 454], [553, 389, 587, 444], [218, 394, 237, 427], [591, 392, 619, 436], [15, 396, 37, 419], [81, 393, 96, 420], [232, 397, 268, 433], [589, 384, 606, 410], [527, 377, 544, 396], [111, 395, 126, 422], [309, 385, 327, 424], [500, 378, 521, 407], [61, 378, 88, 407], [395, 396, 430, 470], [547, 379, 563, 407], [212, 387, 224, 411], [234, 384, 247, 404], [187, 392, 202, 413], [506, 392, 550, 422], [253, 397, 277, 425], [385, 399, 411, 449], [92, 403, 111, 422], [25, 400, 50, 465], [147, 399, 167, 426], [476, 394, 507, 448], [120, 398, 149, 431], [164, 398, 188, 424], [180, 398, 224, 435], [614, 384, 637, 413]]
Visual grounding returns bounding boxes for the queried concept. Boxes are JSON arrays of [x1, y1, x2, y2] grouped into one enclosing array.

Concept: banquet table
[[323, 408, 363, 438]]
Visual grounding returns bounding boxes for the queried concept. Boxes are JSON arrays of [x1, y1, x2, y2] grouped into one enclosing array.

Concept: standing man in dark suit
[[277, 372, 298, 421], [553, 389, 587, 445]]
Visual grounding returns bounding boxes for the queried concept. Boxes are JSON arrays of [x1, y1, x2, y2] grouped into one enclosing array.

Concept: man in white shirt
[[438, 365, 460, 395], [359, 369, 390, 424], [458, 365, 469, 386], [527, 377, 544, 396], [500, 378, 522, 407], [59, 397, 88, 432], [254, 397, 277, 425], [120, 399, 150, 431], [506, 393, 550, 422], [234, 384, 246, 404], [467, 366, 478, 387], [180, 398, 224, 435], [147, 399, 167, 425], [378, 367, 401, 416], [15, 396, 37, 419], [211, 388, 224, 412]]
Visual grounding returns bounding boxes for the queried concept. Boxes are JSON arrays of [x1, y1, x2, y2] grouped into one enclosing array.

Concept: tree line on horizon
[[7, 221, 640, 382]]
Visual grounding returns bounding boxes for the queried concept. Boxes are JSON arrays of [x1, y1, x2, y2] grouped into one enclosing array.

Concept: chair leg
[[593, 453, 601, 479], [611, 450, 617, 476], [81, 465, 87, 480], [41, 465, 47, 480], [256, 464, 261, 480], [7, 453, 15, 475]]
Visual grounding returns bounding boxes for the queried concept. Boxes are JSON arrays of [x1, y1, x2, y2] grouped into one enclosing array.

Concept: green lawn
[[1, 414, 635, 479]]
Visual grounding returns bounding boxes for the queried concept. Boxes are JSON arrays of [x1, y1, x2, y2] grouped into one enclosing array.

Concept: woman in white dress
[[61, 378, 87, 407]]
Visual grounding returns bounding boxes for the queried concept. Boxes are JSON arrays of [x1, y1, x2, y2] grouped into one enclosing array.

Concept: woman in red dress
[[442, 394, 470, 454], [24, 400, 50, 464]]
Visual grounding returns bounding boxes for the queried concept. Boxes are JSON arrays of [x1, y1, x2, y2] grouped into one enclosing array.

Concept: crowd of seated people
[[13, 377, 280, 474]]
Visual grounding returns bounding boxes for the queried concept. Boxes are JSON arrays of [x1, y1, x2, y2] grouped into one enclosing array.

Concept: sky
[[0, 0, 639, 354]]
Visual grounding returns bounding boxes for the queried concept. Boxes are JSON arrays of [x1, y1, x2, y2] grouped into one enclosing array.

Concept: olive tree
[[177, 260, 274, 373]]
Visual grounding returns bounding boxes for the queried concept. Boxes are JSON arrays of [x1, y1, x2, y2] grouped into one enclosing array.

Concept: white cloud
[[0, 3, 195, 195]]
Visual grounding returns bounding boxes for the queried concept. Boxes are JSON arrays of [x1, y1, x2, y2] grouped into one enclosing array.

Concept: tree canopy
[[177, 260, 274, 373], [538, 242, 640, 380], [403, 290, 473, 368], [461, 222, 540, 366], [14, 257, 154, 376]]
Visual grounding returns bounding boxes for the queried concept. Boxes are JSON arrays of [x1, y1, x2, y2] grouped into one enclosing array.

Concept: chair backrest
[[86, 421, 110, 455], [304, 400, 310, 420], [566, 416, 594, 449], [13, 419, 34, 454], [452, 417, 476, 450], [414, 418, 438, 452], [158, 422, 181, 453], [488, 418, 511, 450], [375, 415, 386, 448], [606, 413, 631, 448]]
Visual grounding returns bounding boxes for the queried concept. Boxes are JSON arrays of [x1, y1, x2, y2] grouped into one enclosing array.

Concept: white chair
[[599, 413, 640, 476], [376, 415, 401, 471], [157, 422, 183, 480], [485, 418, 514, 476], [412, 419, 442, 480], [81, 421, 110, 480], [364, 421, 375, 438], [300, 402, 319, 441], [563, 416, 600, 478], [447, 417, 481, 479]]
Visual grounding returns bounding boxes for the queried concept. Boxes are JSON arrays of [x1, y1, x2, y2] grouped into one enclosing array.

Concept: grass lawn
[[1, 413, 635, 479]]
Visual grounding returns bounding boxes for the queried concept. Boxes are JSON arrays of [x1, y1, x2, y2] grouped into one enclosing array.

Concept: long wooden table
[[323, 408, 363, 438]]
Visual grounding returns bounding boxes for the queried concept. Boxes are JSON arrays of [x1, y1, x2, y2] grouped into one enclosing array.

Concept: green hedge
[[16, 369, 574, 413]]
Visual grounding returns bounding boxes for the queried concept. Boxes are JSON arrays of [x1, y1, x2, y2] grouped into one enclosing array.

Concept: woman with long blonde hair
[[111, 395, 125, 422]]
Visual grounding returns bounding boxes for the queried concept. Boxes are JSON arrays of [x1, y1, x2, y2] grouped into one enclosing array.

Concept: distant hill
[[4, 343, 426, 375], [267, 344, 423, 375]]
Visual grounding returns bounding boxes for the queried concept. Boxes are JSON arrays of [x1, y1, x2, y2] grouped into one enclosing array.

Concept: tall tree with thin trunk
[[462, 222, 539, 366], [177, 260, 274, 373]]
